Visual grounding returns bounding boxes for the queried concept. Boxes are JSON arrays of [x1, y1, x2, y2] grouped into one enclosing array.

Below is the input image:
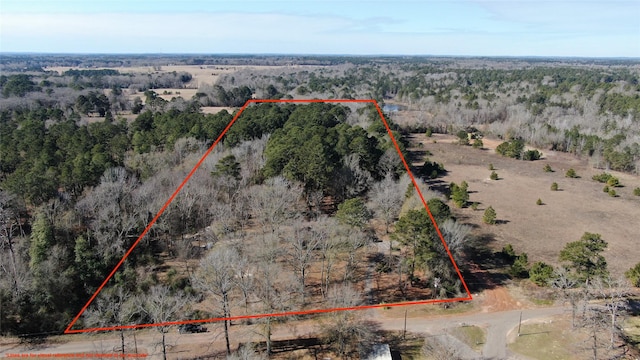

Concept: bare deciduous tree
[[377, 147, 403, 177], [422, 336, 464, 360], [432, 219, 472, 289], [249, 176, 303, 233], [0, 191, 27, 295], [253, 262, 297, 354], [138, 285, 189, 360], [369, 174, 404, 234], [313, 217, 340, 299], [305, 189, 325, 219], [227, 344, 266, 360], [551, 267, 580, 328], [191, 246, 239, 355], [84, 287, 138, 357], [232, 250, 254, 314], [588, 276, 631, 350], [286, 221, 320, 303], [319, 284, 378, 358], [76, 168, 143, 263], [230, 135, 269, 184], [343, 228, 370, 283]]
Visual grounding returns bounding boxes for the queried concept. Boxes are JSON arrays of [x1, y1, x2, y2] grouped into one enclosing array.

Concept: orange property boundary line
[[64, 99, 472, 334], [5, 353, 148, 358]]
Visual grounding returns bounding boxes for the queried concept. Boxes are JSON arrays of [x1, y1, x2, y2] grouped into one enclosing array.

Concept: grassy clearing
[[508, 318, 581, 360], [378, 301, 475, 319], [622, 317, 640, 350], [395, 334, 426, 360], [449, 325, 486, 351], [530, 298, 555, 306]]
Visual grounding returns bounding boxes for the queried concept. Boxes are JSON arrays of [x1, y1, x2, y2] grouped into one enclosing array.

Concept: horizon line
[[1, 52, 639, 61]]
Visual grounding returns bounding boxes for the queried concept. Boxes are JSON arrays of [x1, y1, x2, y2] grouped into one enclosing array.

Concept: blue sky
[[1, 0, 638, 57]]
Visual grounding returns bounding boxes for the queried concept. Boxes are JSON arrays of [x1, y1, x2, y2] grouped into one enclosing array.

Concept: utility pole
[[517, 311, 523, 336], [403, 309, 407, 339]]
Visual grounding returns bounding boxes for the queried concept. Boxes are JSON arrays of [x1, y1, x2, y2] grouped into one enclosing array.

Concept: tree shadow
[[406, 149, 429, 163], [519, 331, 551, 336], [462, 233, 512, 292], [627, 299, 640, 315], [239, 337, 323, 354], [425, 179, 450, 196], [376, 330, 423, 360]]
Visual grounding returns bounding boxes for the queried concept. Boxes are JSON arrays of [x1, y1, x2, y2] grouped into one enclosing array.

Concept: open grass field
[[449, 325, 486, 351], [45, 64, 314, 90], [407, 132, 640, 277], [623, 316, 640, 350], [508, 316, 582, 360]]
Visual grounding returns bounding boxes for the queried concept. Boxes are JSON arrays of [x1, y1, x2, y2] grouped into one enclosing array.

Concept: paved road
[[377, 306, 567, 359], [1, 305, 567, 360]]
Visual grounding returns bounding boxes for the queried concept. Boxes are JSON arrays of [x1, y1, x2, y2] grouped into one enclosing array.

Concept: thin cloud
[[0, 1, 638, 56]]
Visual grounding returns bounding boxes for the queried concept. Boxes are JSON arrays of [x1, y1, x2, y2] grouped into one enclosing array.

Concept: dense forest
[[1, 56, 639, 350]]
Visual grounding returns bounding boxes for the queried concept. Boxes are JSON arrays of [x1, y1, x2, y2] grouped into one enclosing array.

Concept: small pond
[[382, 104, 407, 112]]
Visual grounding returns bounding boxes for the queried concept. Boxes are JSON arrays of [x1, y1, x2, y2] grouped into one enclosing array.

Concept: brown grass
[[409, 133, 640, 277], [508, 316, 583, 360]]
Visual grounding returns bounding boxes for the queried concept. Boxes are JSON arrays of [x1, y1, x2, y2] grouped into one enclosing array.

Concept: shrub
[[550, 182, 558, 191], [536, 198, 543, 205], [529, 262, 555, 286], [565, 168, 578, 178], [450, 181, 469, 208], [470, 202, 479, 210], [509, 253, 530, 278], [483, 206, 496, 224], [496, 138, 524, 159], [606, 177, 620, 187], [425, 127, 433, 137], [603, 185, 610, 193], [490, 171, 499, 180], [543, 164, 553, 172], [626, 262, 640, 287], [592, 172, 620, 187], [422, 159, 446, 179], [592, 172, 614, 183], [501, 244, 516, 262], [523, 149, 542, 161], [608, 189, 617, 197], [634, 187, 640, 196], [472, 138, 483, 149], [488, 163, 495, 170], [457, 130, 469, 145]]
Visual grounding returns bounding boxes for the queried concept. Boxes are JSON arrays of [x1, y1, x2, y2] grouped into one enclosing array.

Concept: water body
[[382, 104, 407, 112]]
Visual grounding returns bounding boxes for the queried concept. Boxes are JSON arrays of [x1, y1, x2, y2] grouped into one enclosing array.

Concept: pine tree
[[450, 181, 469, 208], [483, 206, 496, 225], [565, 168, 578, 178], [29, 212, 54, 270]]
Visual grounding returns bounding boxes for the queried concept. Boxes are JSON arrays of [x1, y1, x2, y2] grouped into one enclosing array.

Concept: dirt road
[[1, 302, 567, 360], [378, 305, 566, 359]]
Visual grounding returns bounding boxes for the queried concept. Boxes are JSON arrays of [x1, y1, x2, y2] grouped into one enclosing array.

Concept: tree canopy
[[559, 232, 609, 282]]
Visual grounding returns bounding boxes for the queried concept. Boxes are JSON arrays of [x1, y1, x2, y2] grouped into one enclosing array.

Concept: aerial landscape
[[1, 1, 640, 360]]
